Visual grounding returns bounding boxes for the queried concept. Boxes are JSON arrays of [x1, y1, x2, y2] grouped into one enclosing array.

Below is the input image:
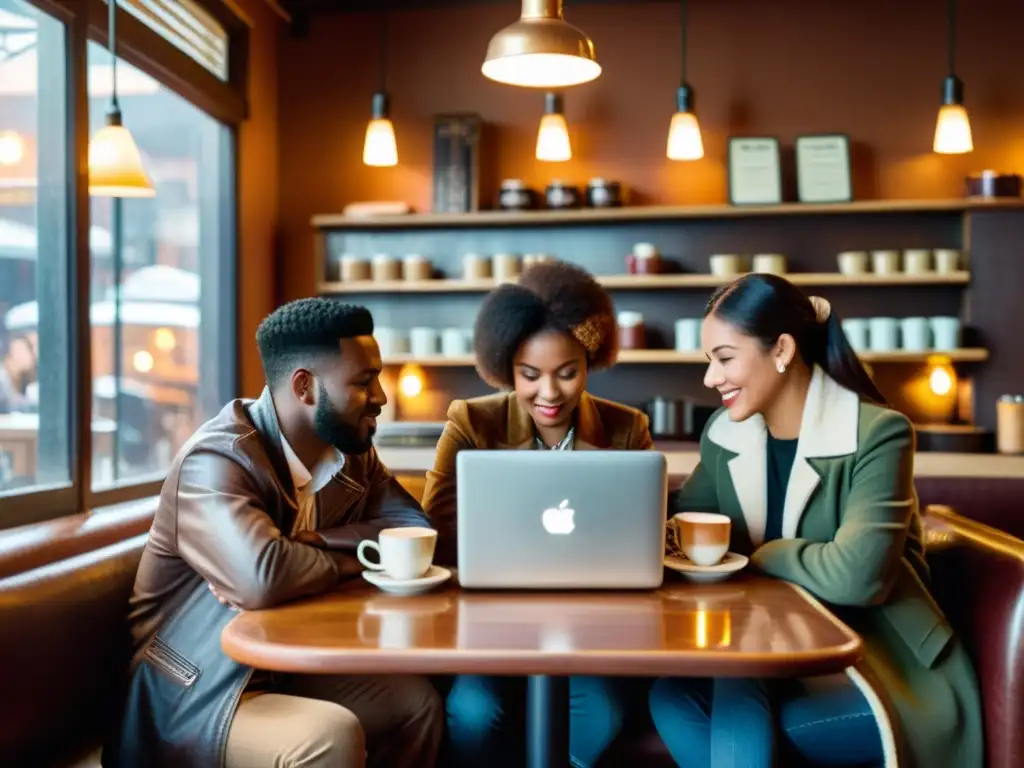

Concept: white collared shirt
[[280, 436, 346, 535], [534, 426, 575, 451]]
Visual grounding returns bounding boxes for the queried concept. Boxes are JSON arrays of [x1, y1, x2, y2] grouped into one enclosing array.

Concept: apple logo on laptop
[[542, 499, 575, 535]]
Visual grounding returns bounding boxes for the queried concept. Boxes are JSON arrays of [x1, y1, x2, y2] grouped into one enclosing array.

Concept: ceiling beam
[[285, 0, 673, 19]]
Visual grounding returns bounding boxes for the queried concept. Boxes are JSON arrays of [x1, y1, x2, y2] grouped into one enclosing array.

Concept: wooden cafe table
[[222, 574, 862, 768]]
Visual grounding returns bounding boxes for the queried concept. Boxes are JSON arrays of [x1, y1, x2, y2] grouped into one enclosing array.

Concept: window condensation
[[117, 0, 229, 81]]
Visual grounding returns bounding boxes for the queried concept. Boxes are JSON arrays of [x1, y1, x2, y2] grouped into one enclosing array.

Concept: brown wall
[[237, 0, 284, 396], [277, 0, 1024, 303]]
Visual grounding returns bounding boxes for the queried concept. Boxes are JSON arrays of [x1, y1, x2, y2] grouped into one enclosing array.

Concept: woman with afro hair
[[421, 261, 654, 768]]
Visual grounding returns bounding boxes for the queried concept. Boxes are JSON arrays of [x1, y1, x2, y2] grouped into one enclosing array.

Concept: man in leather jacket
[[103, 299, 444, 768]]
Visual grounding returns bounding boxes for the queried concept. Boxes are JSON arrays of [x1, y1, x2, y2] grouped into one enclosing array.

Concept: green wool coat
[[671, 366, 983, 768]]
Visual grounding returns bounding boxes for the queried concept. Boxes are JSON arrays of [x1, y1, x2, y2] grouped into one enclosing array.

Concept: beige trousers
[[225, 675, 444, 768]]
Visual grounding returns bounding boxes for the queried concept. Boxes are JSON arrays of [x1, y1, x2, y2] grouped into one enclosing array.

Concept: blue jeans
[[445, 674, 634, 768], [649, 675, 883, 767]]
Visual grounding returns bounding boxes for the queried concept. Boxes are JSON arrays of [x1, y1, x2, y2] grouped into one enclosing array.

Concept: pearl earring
[[776, 360, 786, 374]]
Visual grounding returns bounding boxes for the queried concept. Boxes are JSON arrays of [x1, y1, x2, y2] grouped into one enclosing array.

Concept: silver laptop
[[456, 450, 668, 589]]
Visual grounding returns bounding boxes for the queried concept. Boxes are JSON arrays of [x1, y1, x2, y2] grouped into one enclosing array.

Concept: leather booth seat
[[0, 474, 1021, 767]]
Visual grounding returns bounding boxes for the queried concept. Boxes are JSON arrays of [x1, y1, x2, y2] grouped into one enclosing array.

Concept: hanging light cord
[[946, 0, 956, 75], [379, 12, 388, 94], [679, 0, 688, 84], [109, 0, 119, 112]]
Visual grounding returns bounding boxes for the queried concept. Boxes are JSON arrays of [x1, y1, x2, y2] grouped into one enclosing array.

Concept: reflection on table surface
[[223, 575, 862, 678]]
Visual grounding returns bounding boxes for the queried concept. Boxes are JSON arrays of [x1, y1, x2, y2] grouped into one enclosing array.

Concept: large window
[[0, 0, 72, 496], [0, 0, 241, 524], [87, 40, 233, 489]]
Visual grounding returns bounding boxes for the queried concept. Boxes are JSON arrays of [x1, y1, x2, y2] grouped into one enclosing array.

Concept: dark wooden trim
[[88, 477, 165, 509], [69, 0, 94, 516], [87, 0, 247, 125]]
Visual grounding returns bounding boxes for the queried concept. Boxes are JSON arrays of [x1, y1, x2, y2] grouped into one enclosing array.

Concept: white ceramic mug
[[409, 327, 439, 357], [930, 316, 961, 350], [674, 318, 702, 351], [903, 249, 932, 274], [374, 327, 409, 357], [493, 253, 521, 282], [752, 253, 787, 275], [871, 250, 900, 275], [841, 318, 869, 351], [441, 327, 470, 357], [933, 249, 960, 274], [357, 527, 438, 581], [869, 317, 899, 351], [709, 254, 744, 277], [900, 317, 931, 351], [837, 251, 869, 276]]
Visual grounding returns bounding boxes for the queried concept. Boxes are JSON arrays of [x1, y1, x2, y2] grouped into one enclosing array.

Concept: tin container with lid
[[545, 181, 581, 209], [626, 243, 662, 275], [617, 311, 646, 350], [586, 178, 623, 208], [997, 394, 1024, 454], [498, 179, 537, 211]]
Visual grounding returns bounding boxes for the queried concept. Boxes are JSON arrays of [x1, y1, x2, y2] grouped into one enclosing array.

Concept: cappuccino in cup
[[357, 527, 437, 581], [671, 512, 731, 566]]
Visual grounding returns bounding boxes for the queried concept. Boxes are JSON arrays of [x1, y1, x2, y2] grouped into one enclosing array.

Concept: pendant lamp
[[666, 0, 704, 161], [933, 0, 972, 154], [536, 92, 571, 162], [482, 0, 600, 89], [89, 0, 154, 197], [364, 13, 398, 167]]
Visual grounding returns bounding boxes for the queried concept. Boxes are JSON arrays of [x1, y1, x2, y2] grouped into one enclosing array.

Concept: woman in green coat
[[649, 274, 982, 768]]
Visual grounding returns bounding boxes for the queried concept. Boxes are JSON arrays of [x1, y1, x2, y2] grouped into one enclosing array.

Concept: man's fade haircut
[[256, 298, 374, 387]]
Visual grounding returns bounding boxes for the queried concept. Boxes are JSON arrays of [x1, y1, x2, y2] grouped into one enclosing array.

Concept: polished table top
[[222, 574, 862, 678]]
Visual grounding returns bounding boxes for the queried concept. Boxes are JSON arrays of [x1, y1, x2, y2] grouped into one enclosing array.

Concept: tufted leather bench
[[0, 473, 1021, 767]]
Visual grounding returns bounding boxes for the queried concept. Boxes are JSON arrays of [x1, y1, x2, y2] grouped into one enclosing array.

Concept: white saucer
[[665, 552, 749, 582], [362, 565, 452, 596]]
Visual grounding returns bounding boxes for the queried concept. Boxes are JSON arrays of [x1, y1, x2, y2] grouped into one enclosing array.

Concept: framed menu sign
[[728, 137, 783, 205], [795, 134, 852, 203]]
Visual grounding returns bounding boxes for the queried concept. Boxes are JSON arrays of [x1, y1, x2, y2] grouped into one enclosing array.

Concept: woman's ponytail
[[814, 305, 888, 406]]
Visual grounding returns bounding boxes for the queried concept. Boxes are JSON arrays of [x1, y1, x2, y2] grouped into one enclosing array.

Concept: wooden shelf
[[321, 271, 971, 295], [382, 349, 989, 367], [313, 198, 1024, 230]]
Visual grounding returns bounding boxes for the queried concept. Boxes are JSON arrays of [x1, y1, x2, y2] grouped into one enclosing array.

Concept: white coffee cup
[[933, 249, 960, 274], [752, 253, 787, 275], [674, 318, 702, 351], [709, 254, 744, 277], [357, 527, 438, 581], [930, 316, 961, 350], [409, 327, 439, 357], [375, 327, 408, 357], [841, 318, 869, 351], [871, 250, 901, 275], [900, 317, 931, 351], [441, 327, 470, 357], [903, 249, 932, 274], [868, 317, 899, 351], [837, 251, 869, 276]]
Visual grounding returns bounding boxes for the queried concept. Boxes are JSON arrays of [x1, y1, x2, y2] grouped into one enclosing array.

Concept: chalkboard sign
[[433, 113, 482, 213]]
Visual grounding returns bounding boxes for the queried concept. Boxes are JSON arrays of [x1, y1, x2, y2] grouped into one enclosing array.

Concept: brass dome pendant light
[[482, 0, 600, 88]]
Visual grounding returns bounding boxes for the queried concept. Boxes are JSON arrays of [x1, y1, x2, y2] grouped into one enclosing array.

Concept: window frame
[[0, 0, 244, 528]]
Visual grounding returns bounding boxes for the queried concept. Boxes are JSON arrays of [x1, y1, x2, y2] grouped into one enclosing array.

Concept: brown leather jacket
[[102, 389, 429, 768], [421, 391, 654, 565]]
